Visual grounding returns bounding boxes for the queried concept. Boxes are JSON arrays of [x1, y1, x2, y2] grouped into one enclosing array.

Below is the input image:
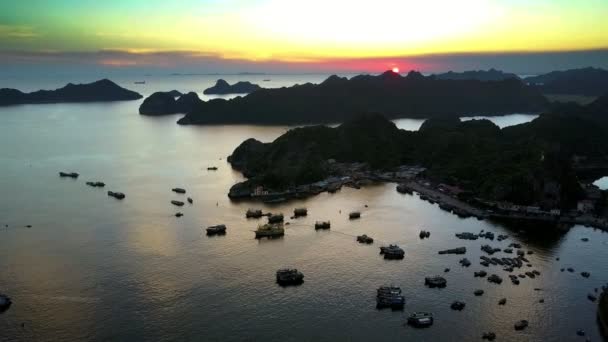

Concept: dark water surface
[[0, 76, 603, 341]]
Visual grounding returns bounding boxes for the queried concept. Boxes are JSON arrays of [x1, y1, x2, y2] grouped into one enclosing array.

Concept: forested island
[[227, 94, 608, 215], [177, 70, 547, 125], [203, 79, 261, 95], [139, 91, 203, 115], [525, 67, 608, 96], [0, 79, 142, 106]]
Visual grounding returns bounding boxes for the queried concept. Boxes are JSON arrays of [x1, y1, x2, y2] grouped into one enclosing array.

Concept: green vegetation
[[229, 95, 608, 209]]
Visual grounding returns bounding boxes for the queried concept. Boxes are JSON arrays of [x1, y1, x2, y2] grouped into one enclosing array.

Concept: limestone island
[[139, 91, 203, 116], [227, 95, 608, 229], [178, 70, 547, 125], [203, 79, 261, 95], [0, 79, 142, 106]]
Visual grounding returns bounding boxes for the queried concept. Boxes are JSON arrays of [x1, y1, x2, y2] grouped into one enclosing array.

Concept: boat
[[407, 312, 434, 327], [276, 268, 304, 285], [107, 191, 125, 200], [187, 197, 193, 204], [293, 208, 308, 217], [59, 171, 79, 178], [315, 221, 331, 229], [514, 320, 529, 331], [172, 188, 186, 194], [255, 223, 284, 238], [207, 166, 218, 171], [206, 224, 227, 235], [171, 200, 185, 206], [424, 276, 447, 288], [0, 294, 11, 311], [134, 81, 146, 84], [379, 245, 404, 259], [376, 286, 405, 309], [268, 213, 284, 224], [86, 181, 105, 187], [356, 234, 374, 244], [349, 212, 361, 219], [246, 209, 263, 218]]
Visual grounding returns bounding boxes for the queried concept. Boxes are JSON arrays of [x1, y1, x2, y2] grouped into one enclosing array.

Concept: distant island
[[227, 95, 608, 216], [203, 79, 262, 95], [178, 70, 547, 125], [0, 79, 142, 106], [434, 68, 519, 81], [139, 91, 203, 116], [525, 67, 608, 96]]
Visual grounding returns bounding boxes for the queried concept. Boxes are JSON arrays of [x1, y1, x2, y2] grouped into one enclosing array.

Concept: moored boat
[[376, 286, 405, 309], [315, 221, 331, 229], [246, 209, 263, 218], [59, 171, 79, 178], [255, 223, 284, 238], [107, 191, 125, 200], [206, 224, 227, 235], [407, 312, 434, 327], [380, 244, 404, 259], [276, 268, 304, 285]]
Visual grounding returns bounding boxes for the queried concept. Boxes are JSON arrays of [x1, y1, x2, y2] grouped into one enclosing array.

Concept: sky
[[1, 0, 607, 74]]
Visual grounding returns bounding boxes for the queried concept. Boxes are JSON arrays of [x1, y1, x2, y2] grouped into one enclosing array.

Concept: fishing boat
[[407, 312, 434, 327]]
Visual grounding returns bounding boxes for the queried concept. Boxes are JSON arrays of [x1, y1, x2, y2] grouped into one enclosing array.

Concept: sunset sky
[[1, 0, 607, 73]]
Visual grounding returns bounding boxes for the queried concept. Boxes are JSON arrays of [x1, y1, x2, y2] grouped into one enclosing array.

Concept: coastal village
[[229, 159, 608, 231]]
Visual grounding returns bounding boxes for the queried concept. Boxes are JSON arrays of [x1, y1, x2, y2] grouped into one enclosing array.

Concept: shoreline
[[230, 175, 608, 231]]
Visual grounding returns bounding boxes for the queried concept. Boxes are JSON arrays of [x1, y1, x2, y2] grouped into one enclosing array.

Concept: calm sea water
[[0, 75, 606, 342]]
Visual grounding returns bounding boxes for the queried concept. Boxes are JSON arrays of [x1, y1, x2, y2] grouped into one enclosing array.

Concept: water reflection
[[0, 89, 604, 341], [461, 113, 539, 128], [594, 176, 608, 190]]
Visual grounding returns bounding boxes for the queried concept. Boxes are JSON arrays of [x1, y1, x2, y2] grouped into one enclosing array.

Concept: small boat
[[86, 181, 105, 187], [0, 294, 12, 311], [263, 79, 271, 82], [171, 200, 185, 206], [246, 209, 263, 218], [107, 191, 125, 200], [172, 188, 186, 194], [349, 212, 361, 219], [315, 221, 331, 229], [293, 208, 308, 217], [187, 197, 193, 204], [255, 223, 284, 238], [206, 224, 227, 235], [268, 214, 284, 224], [407, 312, 434, 327], [276, 268, 304, 285], [134, 81, 146, 84], [514, 320, 529, 331], [376, 286, 405, 309], [379, 245, 404, 259], [59, 172, 79, 178], [424, 276, 447, 288], [356, 234, 374, 244], [207, 166, 218, 171]]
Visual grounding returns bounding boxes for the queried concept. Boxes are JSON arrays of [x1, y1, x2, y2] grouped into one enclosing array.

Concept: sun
[[392, 67, 400, 73]]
